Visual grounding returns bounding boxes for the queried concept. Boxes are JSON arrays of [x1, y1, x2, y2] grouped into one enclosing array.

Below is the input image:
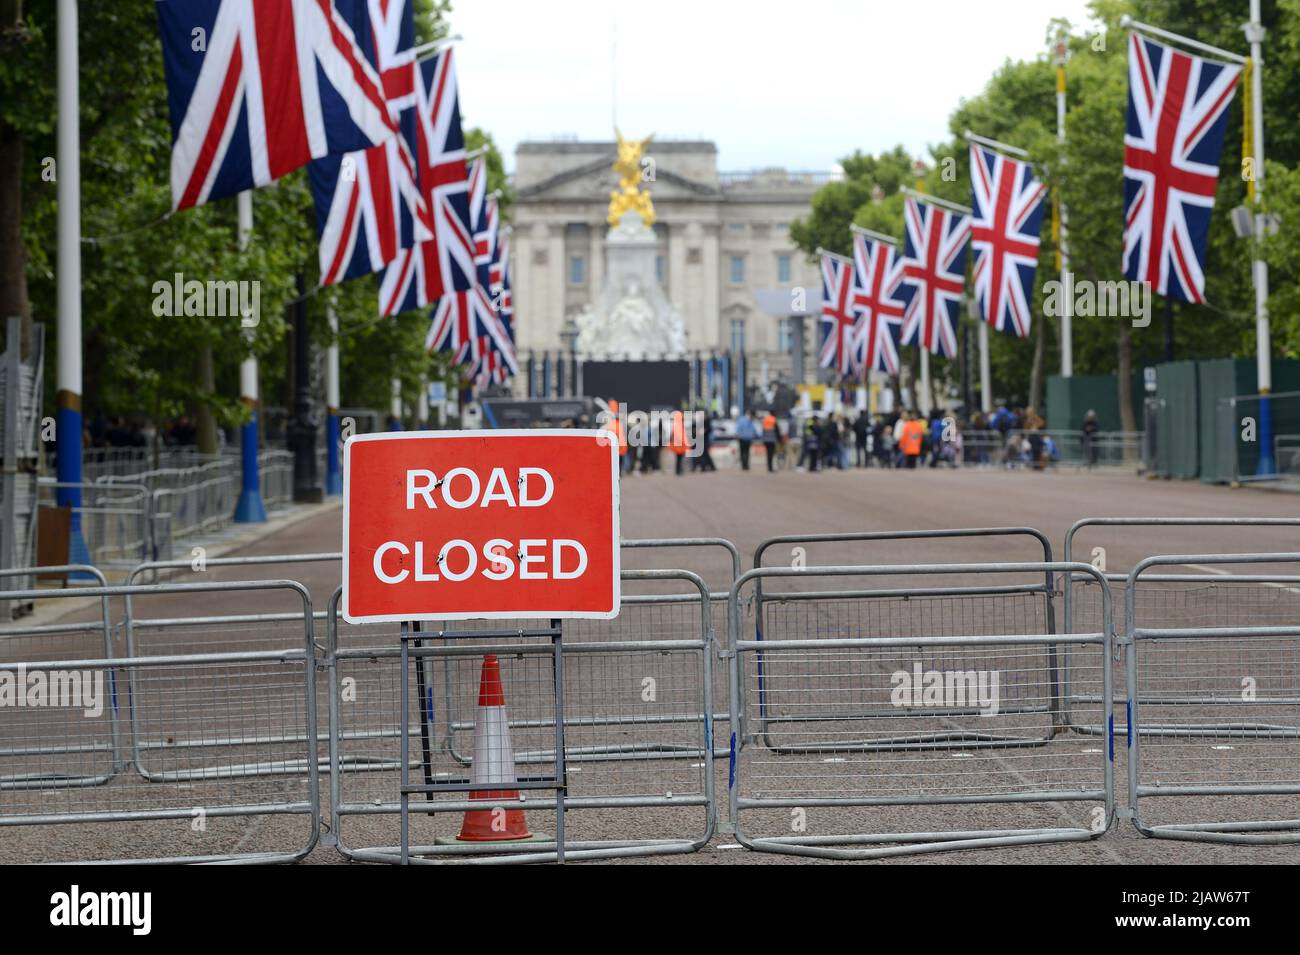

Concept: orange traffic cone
[[457, 654, 534, 842]]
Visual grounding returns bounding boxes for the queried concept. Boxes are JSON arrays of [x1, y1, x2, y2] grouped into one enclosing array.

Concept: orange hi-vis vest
[[899, 420, 925, 456], [608, 400, 627, 455], [669, 411, 687, 456]]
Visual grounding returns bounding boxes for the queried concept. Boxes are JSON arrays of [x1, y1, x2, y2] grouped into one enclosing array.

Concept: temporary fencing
[[1062, 517, 1300, 738], [1125, 552, 1300, 844], [327, 569, 717, 863], [5, 516, 1299, 863], [727, 560, 1114, 859], [0, 578, 319, 864]]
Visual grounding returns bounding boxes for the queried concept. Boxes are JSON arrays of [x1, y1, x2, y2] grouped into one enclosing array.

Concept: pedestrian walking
[[1081, 409, 1100, 468], [735, 411, 758, 471], [761, 410, 778, 472]]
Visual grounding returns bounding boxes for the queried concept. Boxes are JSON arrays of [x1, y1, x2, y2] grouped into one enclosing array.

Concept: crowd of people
[[722, 404, 1101, 472], [74, 414, 208, 451]]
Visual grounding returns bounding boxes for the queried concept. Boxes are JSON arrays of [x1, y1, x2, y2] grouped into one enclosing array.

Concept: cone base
[[437, 832, 551, 846]]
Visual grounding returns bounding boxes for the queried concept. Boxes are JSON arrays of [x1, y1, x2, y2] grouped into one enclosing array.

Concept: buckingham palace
[[509, 138, 832, 396]]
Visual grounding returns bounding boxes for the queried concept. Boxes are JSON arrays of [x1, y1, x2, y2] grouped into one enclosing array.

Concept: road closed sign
[[342, 430, 620, 623]]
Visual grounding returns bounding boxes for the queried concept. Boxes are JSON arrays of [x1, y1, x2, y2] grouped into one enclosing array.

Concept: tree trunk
[[0, 90, 31, 356], [1029, 317, 1046, 415], [0, 1, 30, 354], [1117, 321, 1137, 460], [195, 345, 218, 454]]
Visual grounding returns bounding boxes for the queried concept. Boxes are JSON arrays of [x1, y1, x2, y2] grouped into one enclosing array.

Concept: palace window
[[777, 254, 792, 284], [730, 318, 747, 354], [569, 254, 586, 286], [729, 255, 746, 284]]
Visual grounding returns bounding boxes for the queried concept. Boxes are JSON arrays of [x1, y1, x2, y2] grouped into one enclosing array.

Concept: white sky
[[451, 0, 1101, 173]]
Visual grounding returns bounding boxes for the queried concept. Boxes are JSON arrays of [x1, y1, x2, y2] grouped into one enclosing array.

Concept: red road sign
[[342, 429, 620, 623]]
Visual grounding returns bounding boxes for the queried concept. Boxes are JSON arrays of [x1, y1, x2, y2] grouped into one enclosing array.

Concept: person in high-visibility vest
[[608, 400, 628, 474], [761, 411, 778, 472], [897, 411, 926, 469], [668, 409, 688, 475]]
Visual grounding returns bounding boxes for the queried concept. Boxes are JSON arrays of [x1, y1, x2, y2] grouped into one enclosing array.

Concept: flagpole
[[1244, 0, 1273, 475], [849, 224, 898, 246], [411, 34, 462, 61], [899, 186, 973, 215], [390, 376, 403, 430], [324, 302, 342, 495], [1055, 38, 1073, 379], [233, 190, 267, 520], [814, 246, 854, 265], [963, 130, 1029, 158], [978, 320, 993, 414], [417, 373, 429, 429], [55, 0, 92, 570], [1121, 15, 1247, 63]]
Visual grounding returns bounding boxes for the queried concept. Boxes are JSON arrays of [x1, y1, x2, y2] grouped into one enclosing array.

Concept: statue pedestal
[[576, 213, 686, 360]]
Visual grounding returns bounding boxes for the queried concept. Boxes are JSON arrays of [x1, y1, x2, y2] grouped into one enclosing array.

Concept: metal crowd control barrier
[[1062, 517, 1300, 737], [751, 528, 1060, 750], [0, 579, 319, 864], [728, 562, 1113, 860], [1126, 552, 1300, 845], [38, 480, 153, 565], [0, 565, 125, 790], [124, 553, 338, 777], [327, 569, 717, 863]]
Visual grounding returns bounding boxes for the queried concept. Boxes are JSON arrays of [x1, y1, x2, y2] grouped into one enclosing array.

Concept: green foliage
[[7, 0, 478, 431], [790, 0, 1300, 416]]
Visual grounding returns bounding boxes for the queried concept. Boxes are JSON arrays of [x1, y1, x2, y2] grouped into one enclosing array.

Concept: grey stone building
[[510, 139, 831, 391]]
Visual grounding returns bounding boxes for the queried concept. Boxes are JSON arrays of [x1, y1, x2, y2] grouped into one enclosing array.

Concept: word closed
[[343, 430, 620, 622]]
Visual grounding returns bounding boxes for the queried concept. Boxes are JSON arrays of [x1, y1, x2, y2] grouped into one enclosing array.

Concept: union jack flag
[[472, 335, 509, 387], [1123, 32, 1241, 303], [158, 0, 398, 211], [490, 229, 515, 344], [308, 0, 431, 286], [851, 233, 908, 375], [969, 144, 1047, 337], [901, 196, 970, 358], [378, 47, 475, 316], [818, 253, 858, 377], [426, 156, 518, 382]]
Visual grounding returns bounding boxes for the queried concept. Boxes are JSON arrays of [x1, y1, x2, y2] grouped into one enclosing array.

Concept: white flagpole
[[234, 190, 266, 520], [1055, 40, 1073, 378], [899, 186, 973, 215], [978, 321, 992, 413], [919, 350, 931, 415], [849, 224, 899, 247], [55, 0, 90, 567], [963, 130, 1029, 158], [324, 303, 342, 494], [390, 376, 403, 430], [1245, 0, 1273, 474]]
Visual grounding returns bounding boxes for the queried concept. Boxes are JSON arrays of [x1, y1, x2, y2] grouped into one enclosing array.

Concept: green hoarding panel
[[1153, 360, 1199, 479]]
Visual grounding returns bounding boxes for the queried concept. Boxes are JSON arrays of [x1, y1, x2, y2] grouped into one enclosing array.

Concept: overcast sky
[[451, 0, 1101, 173]]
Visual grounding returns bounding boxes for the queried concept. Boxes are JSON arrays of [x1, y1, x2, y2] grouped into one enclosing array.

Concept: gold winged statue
[[607, 129, 656, 227]]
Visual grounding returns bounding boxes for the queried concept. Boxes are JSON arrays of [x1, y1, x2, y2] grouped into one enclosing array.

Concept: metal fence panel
[[1127, 553, 1300, 844], [0, 579, 319, 864], [327, 570, 717, 863], [729, 562, 1113, 860]]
